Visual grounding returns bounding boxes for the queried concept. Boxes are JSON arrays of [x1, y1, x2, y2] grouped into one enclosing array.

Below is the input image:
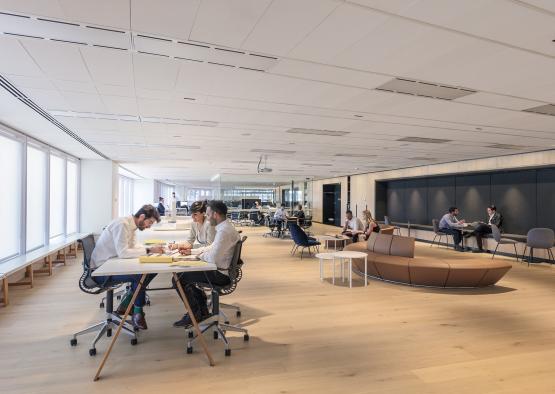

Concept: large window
[[26, 145, 47, 251], [49, 154, 66, 239], [118, 175, 134, 217], [0, 133, 23, 261], [66, 160, 78, 234], [187, 188, 214, 202]]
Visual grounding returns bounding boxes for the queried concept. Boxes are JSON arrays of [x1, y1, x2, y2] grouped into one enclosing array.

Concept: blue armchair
[[289, 222, 320, 259]]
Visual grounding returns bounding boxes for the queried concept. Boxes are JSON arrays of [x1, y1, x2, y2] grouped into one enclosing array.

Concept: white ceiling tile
[[5, 74, 54, 90], [0, 0, 64, 18], [0, 36, 43, 77], [21, 39, 91, 82], [189, 0, 272, 48], [131, 0, 201, 40], [454, 92, 546, 111], [288, 4, 390, 62], [133, 53, 180, 90], [61, 91, 107, 113], [53, 79, 97, 94], [102, 95, 138, 115], [242, 0, 339, 56], [19, 87, 68, 110], [80, 46, 133, 86], [57, 0, 130, 29]]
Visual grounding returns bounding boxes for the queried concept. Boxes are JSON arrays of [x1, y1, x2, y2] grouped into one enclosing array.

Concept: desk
[[320, 235, 350, 251], [91, 258, 217, 381]]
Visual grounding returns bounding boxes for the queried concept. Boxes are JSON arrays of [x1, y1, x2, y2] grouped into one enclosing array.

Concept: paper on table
[[143, 239, 167, 245], [173, 254, 200, 261]]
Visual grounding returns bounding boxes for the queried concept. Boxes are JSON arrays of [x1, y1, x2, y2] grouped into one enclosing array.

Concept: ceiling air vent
[[487, 144, 528, 150], [523, 104, 555, 116], [397, 137, 452, 144], [376, 78, 476, 100], [287, 128, 349, 137]]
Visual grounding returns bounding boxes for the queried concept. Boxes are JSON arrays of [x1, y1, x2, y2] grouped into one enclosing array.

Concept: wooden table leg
[[1, 277, 8, 306], [172, 273, 215, 367], [93, 274, 146, 382], [26, 266, 34, 288]]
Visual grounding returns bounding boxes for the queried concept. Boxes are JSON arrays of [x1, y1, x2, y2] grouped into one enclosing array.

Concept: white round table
[[333, 251, 368, 288], [315, 252, 337, 284]]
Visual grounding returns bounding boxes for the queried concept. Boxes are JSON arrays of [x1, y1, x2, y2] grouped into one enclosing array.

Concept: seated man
[[173, 200, 241, 328], [90, 205, 163, 330], [439, 206, 466, 252], [342, 210, 364, 242], [464, 205, 503, 253], [157, 196, 165, 216]]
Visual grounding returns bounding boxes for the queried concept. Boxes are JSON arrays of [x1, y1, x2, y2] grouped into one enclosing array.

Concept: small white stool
[[315, 253, 337, 284], [333, 251, 368, 288]]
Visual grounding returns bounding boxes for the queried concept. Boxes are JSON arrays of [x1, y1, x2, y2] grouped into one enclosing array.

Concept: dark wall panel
[[491, 170, 536, 234], [427, 176, 456, 224], [375, 181, 387, 221], [536, 168, 555, 232], [386, 180, 406, 223], [405, 179, 428, 224], [455, 174, 490, 222]]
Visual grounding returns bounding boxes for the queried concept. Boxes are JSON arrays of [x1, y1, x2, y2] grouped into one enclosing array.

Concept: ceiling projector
[[257, 155, 273, 173]]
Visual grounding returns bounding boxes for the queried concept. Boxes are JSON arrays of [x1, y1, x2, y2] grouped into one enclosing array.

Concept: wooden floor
[[2, 223, 555, 393]]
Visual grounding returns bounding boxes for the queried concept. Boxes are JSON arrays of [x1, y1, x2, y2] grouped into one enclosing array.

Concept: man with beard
[[90, 204, 163, 330], [173, 200, 240, 328]]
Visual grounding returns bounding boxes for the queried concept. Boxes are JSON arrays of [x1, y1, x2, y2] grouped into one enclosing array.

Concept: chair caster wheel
[[70, 338, 77, 346], [244, 334, 249, 341], [131, 338, 138, 346], [236, 311, 241, 318], [146, 301, 151, 306], [106, 329, 112, 337], [224, 321, 230, 325], [225, 349, 231, 357], [99, 303, 104, 308], [134, 327, 139, 332], [188, 331, 194, 338], [213, 331, 218, 340], [187, 346, 193, 354], [89, 348, 97, 356]]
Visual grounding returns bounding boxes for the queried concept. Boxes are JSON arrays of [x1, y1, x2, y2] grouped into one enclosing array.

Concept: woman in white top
[[171, 201, 215, 250]]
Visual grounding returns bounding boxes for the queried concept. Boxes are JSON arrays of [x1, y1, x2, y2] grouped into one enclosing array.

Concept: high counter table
[[91, 257, 217, 381]]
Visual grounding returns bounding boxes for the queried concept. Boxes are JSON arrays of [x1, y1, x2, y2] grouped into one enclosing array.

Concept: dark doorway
[[323, 183, 341, 226]]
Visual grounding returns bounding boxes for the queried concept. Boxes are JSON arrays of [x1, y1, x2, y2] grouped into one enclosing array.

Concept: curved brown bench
[[344, 232, 512, 288]]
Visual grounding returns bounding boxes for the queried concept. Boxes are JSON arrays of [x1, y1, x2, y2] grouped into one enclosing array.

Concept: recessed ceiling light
[[354, 115, 363, 118], [355, 167, 359, 170], [183, 97, 196, 101], [475, 127, 482, 131], [241, 133, 251, 136]]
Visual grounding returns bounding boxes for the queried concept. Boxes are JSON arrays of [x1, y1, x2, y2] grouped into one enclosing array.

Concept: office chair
[[522, 228, 555, 266], [70, 235, 137, 356], [490, 224, 518, 261], [186, 236, 249, 357], [430, 219, 452, 248]]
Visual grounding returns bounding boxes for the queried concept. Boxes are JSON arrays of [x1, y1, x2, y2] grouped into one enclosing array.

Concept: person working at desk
[[464, 205, 503, 253], [439, 207, 466, 252], [170, 200, 215, 249], [342, 210, 364, 242], [157, 196, 165, 216], [294, 204, 305, 226], [361, 210, 380, 240], [173, 200, 241, 328], [90, 205, 163, 330]]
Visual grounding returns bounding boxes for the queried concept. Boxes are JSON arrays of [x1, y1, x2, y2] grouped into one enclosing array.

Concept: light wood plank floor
[[1, 223, 555, 393]]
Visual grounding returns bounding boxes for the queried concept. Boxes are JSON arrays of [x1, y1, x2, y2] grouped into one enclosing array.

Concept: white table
[[333, 251, 368, 288], [91, 258, 217, 381], [315, 253, 337, 284]]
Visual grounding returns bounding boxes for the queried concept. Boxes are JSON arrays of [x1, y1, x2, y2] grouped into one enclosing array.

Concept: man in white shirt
[[342, 210, 364, 242], [91, 205, 163, 330], [173, 200, 241, 328], [273, 203, 287, 237]]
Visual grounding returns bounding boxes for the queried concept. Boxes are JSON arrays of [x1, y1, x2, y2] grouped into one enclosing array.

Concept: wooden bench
[[0, 233, 89, 306]]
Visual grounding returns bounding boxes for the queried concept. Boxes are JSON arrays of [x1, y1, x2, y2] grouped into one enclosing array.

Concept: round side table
[[332, 251, 368, 288], [315, 252, 337, 284]]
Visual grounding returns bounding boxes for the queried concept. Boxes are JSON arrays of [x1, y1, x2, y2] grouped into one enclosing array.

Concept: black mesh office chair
[[70, 235, 137, 356], [186, 236, 249, 357]]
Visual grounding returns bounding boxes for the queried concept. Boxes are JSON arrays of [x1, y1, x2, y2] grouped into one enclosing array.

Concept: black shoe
[[132, 312, 148, 330], [464, 232, 474, 238], [472, 249, 484, 253], [173, 313, 210, 328]]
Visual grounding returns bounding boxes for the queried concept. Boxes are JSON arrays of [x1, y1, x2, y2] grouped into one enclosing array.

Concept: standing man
[[157, 196, 165, 216], [173, 201, 241, 327], [464, 205, 503, 253], [439, 206, 466, 252], [273, 203, 287, 237], [90, 204, 163, 330]]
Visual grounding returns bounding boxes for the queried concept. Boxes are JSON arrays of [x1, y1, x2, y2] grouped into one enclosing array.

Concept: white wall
[[133, 179, 156, 212], [80, 160, 118, 234]]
